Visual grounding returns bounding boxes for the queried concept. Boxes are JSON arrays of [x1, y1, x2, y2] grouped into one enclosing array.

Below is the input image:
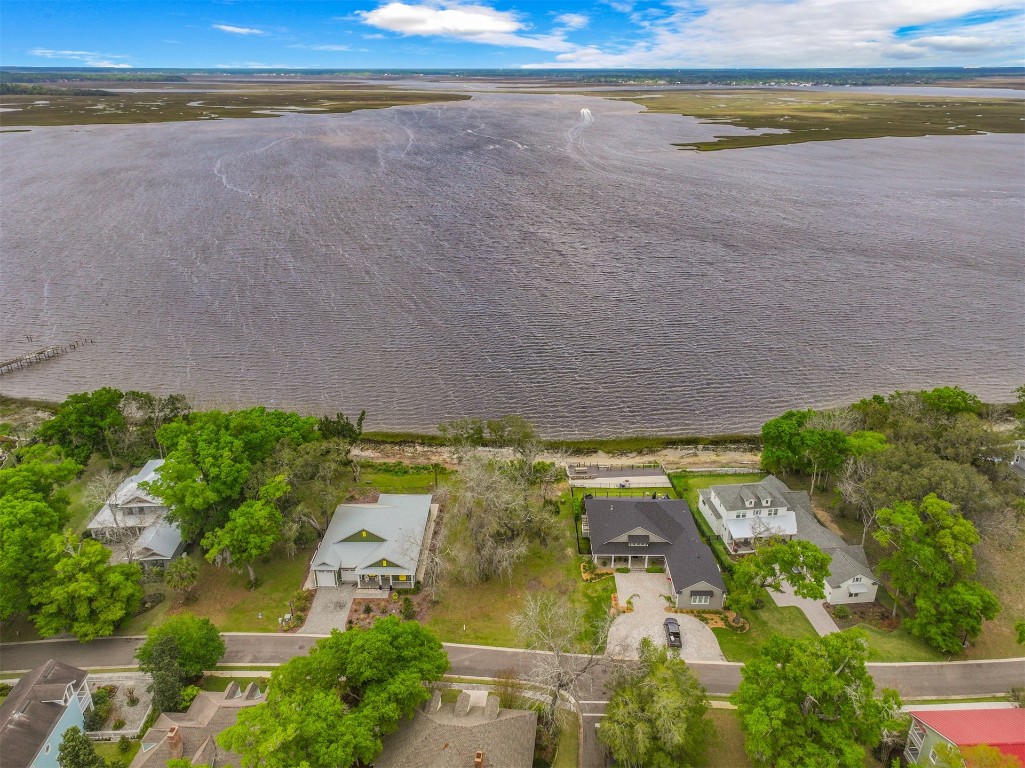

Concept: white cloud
[[357, 1, 578, 51], [289, 43, 356, 51], [523, 0, 1025, 67], [212, 24, 266, 36], [554, 12, 590, 30], [28, 48, 133, 67]]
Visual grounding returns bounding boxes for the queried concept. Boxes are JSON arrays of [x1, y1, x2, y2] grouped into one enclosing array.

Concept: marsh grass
[[609, 89, 1025, 150]]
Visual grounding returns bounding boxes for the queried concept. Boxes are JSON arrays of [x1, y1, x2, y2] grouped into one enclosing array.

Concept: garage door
[[315, 570, 337, 587]]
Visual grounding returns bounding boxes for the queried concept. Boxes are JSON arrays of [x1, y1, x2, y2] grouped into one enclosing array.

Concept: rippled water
[[1, 92, 1023, 436]]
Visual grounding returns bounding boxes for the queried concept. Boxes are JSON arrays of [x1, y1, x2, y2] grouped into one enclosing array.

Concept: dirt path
[[353, 442, 762, 471]]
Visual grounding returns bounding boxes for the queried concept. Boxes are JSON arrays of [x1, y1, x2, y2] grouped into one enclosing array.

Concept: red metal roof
[[910, 709, 1025, 764]]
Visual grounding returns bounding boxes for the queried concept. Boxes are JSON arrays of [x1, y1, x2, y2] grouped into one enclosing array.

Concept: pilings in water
[[0, 339, 93, 375]]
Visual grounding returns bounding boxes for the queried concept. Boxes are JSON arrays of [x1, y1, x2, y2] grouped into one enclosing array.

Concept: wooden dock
[[0, 340, 89, 375]]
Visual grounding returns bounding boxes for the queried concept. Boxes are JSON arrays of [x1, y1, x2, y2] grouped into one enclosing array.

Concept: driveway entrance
[[606, 572, 725, 662]]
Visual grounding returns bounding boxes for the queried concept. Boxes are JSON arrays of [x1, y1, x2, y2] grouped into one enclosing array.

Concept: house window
[[691, 594, 711, 605], [745, 500, 754, 508], [852, 576, 862, 582], [767, 510, 779, 517], [929, 748, 938, 764], [737, 511, 747, 519], [628, 541, 648, 547], [398, 574, 408, 581], [754, 510, 761, 516]]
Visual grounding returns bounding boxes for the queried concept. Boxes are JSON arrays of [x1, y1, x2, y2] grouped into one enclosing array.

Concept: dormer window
[[745, 500, 754, 508], [762, 497, 771, 506]]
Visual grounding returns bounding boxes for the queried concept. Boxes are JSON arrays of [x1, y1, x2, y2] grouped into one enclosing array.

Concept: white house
[[87, 459, 183, 568], [697, 475, 799, 554], [310, 494, 437, 589]]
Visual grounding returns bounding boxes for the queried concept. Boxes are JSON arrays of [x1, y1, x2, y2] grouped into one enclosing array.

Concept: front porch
[[593, 554, 665, 570]]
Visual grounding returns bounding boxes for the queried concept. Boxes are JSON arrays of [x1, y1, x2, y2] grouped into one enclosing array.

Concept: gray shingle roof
[[585, 498, 724, 593], [375, 703, 537, 768], [133, 521, 182, 560], [0, 660, 89, 768], [311, 494, 432, 573]]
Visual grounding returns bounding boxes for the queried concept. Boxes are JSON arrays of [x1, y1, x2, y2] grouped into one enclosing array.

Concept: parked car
[[664, 617, 682, 648]]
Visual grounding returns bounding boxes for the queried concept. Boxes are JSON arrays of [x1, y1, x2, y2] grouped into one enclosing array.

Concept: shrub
[[833, 605, 851, 620], [111, 718, 126, 731], [178, 685, 200, 711], [616, 567, 630, 573], [290, 589, 315, 615], [1009, 686, 1025, 708], [132, 591, 165, 616], [126, 687, 139, 707], [85, 687, 114, 730], [118, 735, 132, 753], [401, 596, 416, 620], [645, 565, 665, 573], [0, 683, 12, 696], [362, 603, 373, 615]]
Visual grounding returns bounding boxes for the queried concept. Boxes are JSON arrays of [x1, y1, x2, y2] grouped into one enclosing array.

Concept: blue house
[[0, 660, 93, 768]]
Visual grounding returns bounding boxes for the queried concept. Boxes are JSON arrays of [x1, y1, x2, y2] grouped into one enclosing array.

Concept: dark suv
[[663, 617, 682, 648]]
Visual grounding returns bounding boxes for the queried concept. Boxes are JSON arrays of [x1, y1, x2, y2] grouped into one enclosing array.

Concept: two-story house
[[0, 660, 93, 768], [310, 494, 438, 589], [904, 707, 1025, 766], [697, 475, 799, 554]]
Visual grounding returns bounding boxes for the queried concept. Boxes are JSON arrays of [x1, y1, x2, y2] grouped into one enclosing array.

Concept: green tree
[[802, 428, 851, 494], [906, 580, 1000, 654], [30, 532, 143, 642], [846, 430, 886, 457], [933, 743, 1024, 768], [0, 494, 65, 620], [135, 613, 226, 679], [218, 617, 449, 768], [150, 408, 317, 541], [0, 444, 80, 515], [202, 476, 288, 584], [57, 725, 107, 768], [726, 539, 831, 615], [38, 387, 126, 464], [920, 386, 983, 416], [164, 556, 200, 603], [140, 633, 188, 712], [317, 409, 365, 442], [761, 410, 813, 474], [731, 631, 902, 768], [598, 638, 710, 768]]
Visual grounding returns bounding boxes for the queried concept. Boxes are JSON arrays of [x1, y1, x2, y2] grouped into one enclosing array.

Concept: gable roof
[[374, 703, 537, 767], [711, 476, 792, 511], [910, 709, 1025, 763], [585, 498, 724, 593], [0, 660, 89, 768], [87, 459, 167, 531], [133, 521, 183, 560], [311, 494, 432, 573]]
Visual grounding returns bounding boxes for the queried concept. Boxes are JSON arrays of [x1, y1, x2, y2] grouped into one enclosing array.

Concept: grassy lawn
[[95, 739, 141, 764], [122, 548, 315, 633], [712, 591, 819, 664], [703, 709, 752, 768], [200, 675, 269, 692], [357, 461, 451, 495], [669, 471, 764, 568], [857, 624, 945, 663], [118, 583, 174, 636], [64, 454, 112, 533], [553, 710, 580, 768], [572, 486, 678, 500]]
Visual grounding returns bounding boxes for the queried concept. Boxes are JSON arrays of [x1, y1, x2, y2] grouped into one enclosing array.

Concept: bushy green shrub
[[178, 685, 200, 711], [833, 605, 851, 620], [616, 567, 630, 574], [118, 735, 132, 753], [401, 597, 416, 620]]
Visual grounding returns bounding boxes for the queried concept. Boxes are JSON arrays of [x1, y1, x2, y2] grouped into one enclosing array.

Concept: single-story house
[[131, 683, 266, 768], [584, 497, 726, 610], [0, 660, 93, 768], [310, 494, 437, 589], [697, 475, 799, 554], [131, 521, 184, 568], [87, 459, 168, 541], [904, 707, 1025, 766], [374, 689, 536, 768]]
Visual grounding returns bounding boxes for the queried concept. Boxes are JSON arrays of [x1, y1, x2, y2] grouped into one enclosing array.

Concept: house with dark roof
[[584, 497, 726, 609], [904, 707, 1025, 766], [130, 682, 266, 768], [310, 494, 438, 589], [0, 660, 93, 768], [374, 689, 536, 768]]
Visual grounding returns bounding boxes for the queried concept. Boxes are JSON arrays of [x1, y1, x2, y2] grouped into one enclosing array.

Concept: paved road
[[2, 636, 1022, 768]]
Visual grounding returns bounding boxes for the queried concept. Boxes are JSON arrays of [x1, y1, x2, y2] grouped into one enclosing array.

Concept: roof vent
[[475, 751, 485, 768]]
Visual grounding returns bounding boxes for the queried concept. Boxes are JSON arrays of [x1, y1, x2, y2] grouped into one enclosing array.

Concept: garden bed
[[86, 674, 153, 739], [347, 589, 432, 630], [827, 601, 900, 632]]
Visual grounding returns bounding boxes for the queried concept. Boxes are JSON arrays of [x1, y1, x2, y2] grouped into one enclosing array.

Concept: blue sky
[[2, 1, 1023, 69]]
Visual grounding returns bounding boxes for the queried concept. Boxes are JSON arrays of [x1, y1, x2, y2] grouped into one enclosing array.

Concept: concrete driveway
[[769, 583, 839, 635], [300, 584, 356, 634], [606, 572, 725, 662]]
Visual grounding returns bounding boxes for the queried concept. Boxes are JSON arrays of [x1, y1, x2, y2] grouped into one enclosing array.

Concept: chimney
[[168, 725, 183, 759], [474, 750, 484, 768]]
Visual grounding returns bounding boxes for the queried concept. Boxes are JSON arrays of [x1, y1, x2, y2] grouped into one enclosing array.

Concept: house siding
[[29, 693, 86, 768], [904, 720, 950, 766], [675, 580, 725, 610], [828, 577, 878, 605]]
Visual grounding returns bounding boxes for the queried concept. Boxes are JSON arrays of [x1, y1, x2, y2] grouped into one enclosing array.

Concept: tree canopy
[[37, 387, 125, 464], [731, 630, 902, 768], [29, 532, 142, 642], [136, 613, 226, 679], [726, 539, 831, 615], [217, 618, 449, 768], [598, 638, 710, 768], [202, 476, 288, 584], [57, 726, 107, 768]]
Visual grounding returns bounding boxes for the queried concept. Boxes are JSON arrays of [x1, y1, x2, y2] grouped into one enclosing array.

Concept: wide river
[[1, 90, 1022, 436]]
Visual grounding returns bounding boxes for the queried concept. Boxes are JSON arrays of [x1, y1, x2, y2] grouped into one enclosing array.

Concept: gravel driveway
[[607, 572, 725, 662], [300, 584, 356, 634]]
